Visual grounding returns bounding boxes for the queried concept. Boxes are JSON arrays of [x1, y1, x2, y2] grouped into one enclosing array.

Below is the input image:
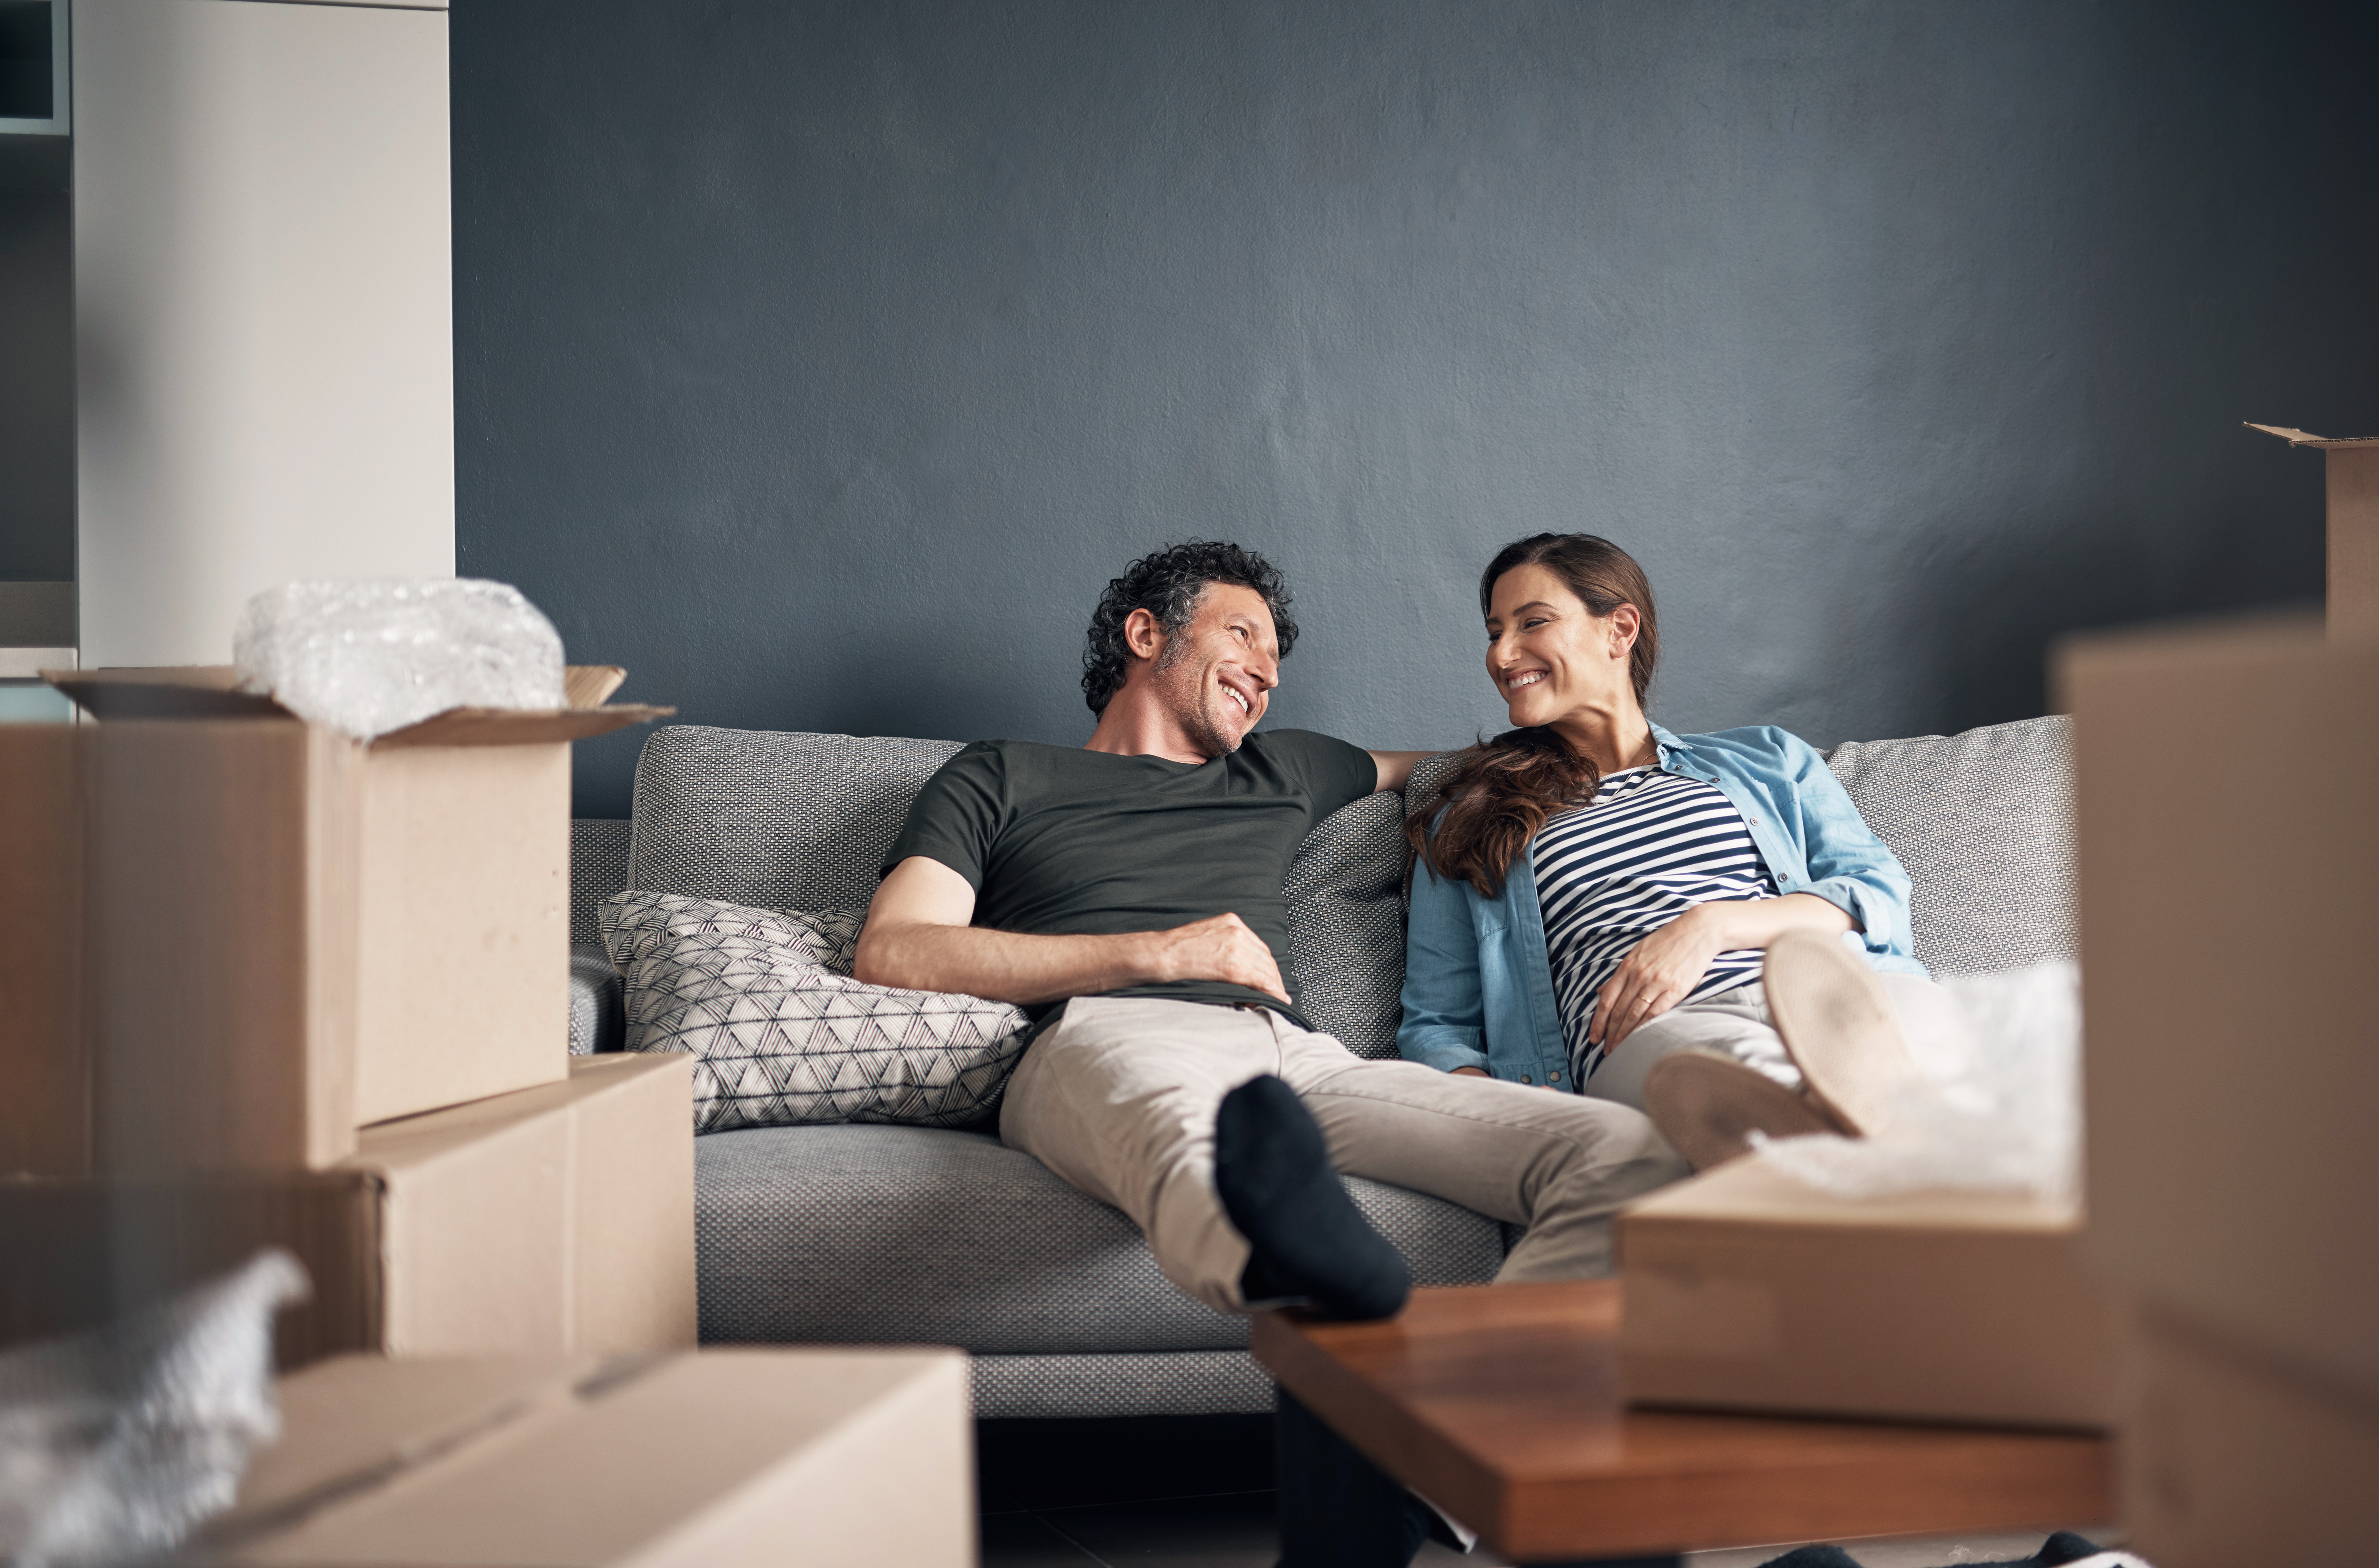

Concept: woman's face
[[1483, 563, 1639, 728]]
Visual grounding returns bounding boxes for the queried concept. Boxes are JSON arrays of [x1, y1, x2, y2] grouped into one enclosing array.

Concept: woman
[[1397, 532, 1952, 1169]]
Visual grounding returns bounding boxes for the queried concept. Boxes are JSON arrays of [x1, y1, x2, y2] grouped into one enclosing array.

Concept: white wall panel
[[75, 0, 452, 668]]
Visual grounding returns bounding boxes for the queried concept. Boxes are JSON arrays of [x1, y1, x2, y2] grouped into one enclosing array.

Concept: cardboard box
[[2057, 618, 2379, 1399], [2122, 1303, 2379, 1568], [0, 1054, 697, 1366], [2247, 423, 2379, 634], [183, 1348, 974, 1568], [5, 664, 667, 1174], [1617, 1156, 2121, 1428]]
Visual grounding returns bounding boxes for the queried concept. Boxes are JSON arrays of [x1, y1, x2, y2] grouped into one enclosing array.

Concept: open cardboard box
[[2, 665, 668, 1175], [179, 1347, 972, 1568], [1617, 1155, 2121, 1429], [0, 1054, 697, 1367], [2246, 423, 2379, 635]]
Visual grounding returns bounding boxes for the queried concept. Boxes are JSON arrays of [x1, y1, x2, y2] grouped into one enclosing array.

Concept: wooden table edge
[[1251, 1286, 2116, 1562]]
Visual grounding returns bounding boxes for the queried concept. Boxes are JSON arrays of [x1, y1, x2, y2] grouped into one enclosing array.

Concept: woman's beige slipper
[[1762, 928, 1923, 1138], [1641, 1053, 1844, 1172]]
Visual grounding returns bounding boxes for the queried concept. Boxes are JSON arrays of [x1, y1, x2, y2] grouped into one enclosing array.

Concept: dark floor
[[983, 1489, 1478, 1567], [973, 1415, 2114, 1568]]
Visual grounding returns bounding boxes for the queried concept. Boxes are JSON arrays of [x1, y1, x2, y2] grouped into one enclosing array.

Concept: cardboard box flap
[[564, 665, 627, 706], [207, 1354, 603, 1540], [2247, 422, 2379, 449], [43, 664, 672, 745], [370, 703, 673, 749], [43, 666, 284, 720], [1622, 1154, 2080, 1234], [198, 1350, 966, 1564]]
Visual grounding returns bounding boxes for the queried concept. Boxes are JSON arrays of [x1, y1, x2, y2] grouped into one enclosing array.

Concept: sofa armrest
[[569, 943, 626, 1056]]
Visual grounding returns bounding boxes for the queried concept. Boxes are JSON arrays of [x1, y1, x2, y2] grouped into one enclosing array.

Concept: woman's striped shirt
[[1534, 766, 1779, 1082]]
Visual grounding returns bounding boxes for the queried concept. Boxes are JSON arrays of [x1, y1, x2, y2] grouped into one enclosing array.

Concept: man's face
[[1148, 583, 1280, 758]]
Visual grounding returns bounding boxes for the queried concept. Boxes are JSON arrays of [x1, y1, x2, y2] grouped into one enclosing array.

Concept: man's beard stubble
[[1153, 640, 1244, 760]]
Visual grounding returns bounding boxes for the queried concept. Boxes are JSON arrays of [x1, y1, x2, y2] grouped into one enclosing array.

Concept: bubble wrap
[[1752, 961, 2083, 1205], [0, 1250, 308, 1568], [233, 579, 567, 741]]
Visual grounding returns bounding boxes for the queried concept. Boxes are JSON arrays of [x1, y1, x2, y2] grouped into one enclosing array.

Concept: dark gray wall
[[453, 1, 2379, 818]]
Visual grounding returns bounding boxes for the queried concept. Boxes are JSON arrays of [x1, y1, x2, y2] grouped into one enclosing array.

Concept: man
[[855, 540, 1689, 1326]]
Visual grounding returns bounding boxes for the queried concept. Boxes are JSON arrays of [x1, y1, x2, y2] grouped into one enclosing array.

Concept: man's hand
[[857, 855, 1293, 1006], [1141, 912, 1292, 1005]]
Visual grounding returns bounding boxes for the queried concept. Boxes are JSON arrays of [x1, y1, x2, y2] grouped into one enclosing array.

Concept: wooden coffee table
[[1252, 1280, 2112, 1566]]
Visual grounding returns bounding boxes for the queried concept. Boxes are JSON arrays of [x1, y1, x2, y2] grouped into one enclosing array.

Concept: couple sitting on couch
[[854, 532, 1948, 1325]]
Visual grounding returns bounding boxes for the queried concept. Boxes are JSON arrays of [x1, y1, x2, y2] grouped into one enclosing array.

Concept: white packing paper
[[1752, 961, 2083, 1205], [0, 1250, 309, 1568], [233, 579, 567, 741]]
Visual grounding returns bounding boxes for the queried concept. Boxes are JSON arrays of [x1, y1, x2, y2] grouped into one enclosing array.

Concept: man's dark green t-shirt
[[880, 729, 1378, 1024]]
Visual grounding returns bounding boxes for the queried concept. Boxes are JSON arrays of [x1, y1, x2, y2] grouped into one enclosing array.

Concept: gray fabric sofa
[[566, 715, 2077, 1419]]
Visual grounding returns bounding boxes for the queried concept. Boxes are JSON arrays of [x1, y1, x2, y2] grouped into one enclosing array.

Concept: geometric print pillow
[[602, 892, 867, 994], [598, 889, 1031, 1133]]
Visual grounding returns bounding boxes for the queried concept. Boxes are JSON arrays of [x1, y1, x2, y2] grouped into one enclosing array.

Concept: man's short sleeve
[[881, 742, 1007, 888], [1259, 729, 1379, 821]]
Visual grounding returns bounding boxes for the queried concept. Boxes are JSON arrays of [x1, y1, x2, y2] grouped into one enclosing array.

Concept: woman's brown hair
[[1405, 534, 1660, 897]]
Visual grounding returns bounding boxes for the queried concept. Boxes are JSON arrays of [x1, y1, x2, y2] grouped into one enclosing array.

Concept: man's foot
[[1763, 930, 1924, 1138], [1642, 1053, 1844, 1172], [1215, 1075, 1410, 1321]]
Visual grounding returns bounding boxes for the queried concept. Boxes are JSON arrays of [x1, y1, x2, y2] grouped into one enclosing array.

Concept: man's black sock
[[1215, 1075, 1411, 1322]]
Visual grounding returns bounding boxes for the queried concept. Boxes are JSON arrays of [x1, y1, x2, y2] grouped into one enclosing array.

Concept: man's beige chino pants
[[999, 995, 1692, 1314]]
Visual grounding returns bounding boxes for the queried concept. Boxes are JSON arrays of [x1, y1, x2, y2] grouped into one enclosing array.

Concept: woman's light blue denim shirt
[[1396, 724, 1927, 1087]]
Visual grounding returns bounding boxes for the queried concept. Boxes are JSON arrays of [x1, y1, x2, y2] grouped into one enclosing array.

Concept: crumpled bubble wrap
[[0, 1250, 309, 1568], [233, 579, 567, 741], [1752, 961, 2082, 1205]]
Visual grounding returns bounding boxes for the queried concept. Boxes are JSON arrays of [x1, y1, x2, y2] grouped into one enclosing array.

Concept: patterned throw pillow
[[599, 889, 1030, 1132]]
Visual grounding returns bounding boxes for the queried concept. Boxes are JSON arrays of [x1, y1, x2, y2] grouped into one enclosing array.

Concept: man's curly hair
[[1081, 541, 1300, 716]]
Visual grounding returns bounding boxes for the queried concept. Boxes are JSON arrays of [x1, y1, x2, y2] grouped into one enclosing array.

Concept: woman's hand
[[1591, 893, 1858, 1051], [1450, 1066, 1490, 1077], [1590, 905, 1731, 1051]]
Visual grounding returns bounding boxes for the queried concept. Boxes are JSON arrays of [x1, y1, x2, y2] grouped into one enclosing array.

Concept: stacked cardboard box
[[2058, 614, 2379, 1566], [1617, 1157, 2121, 1429], [0, 664, 694, 1365], [181, 1349, 975, 1568]]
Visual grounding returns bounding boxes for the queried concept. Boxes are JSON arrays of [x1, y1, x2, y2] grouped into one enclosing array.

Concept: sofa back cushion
[[626, 715, 2075, 1056], [1408, 715, 2074, 977], [629, 726, 1410, 1059], [631, 727, 966, 913], [1824, 714, 2075, 975], [1282, 792, 1408, 1059]]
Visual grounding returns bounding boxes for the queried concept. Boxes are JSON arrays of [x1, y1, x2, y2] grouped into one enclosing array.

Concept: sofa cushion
[[1283, 790, 1408, 1059], [629, 726, 1413, 1057], [570, 819, 631, 949], [567, 944, 622, 1056], [1406, 718, 2075, 979], [695, 1123, 1505, 1355], [602, 890, 1029, 1130], [1824, 715, 2075, 975], [972, 1350, 1274, 1419], [630, 727, 965, 913]]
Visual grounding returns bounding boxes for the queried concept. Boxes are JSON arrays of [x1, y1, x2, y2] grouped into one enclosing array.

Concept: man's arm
[[1368, 750, 1435, 793], [853, 855, 1292, 1006]]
